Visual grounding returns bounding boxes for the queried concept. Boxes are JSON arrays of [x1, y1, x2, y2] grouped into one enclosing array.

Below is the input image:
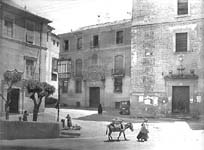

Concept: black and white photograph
[[0, 0, 203, 150]]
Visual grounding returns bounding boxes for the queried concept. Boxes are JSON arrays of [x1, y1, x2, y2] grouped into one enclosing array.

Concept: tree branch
[[37, 97, 43, 109], [0, 93, 6, 102]]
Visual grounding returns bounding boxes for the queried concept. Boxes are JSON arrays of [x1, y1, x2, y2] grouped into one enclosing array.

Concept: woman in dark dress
[[98, 104, 103, 114], [137, 119, 149, 142]]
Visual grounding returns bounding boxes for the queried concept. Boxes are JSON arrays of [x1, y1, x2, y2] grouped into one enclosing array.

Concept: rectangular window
[[26, 59, 35, 79], [93, 35, 99, 47], [178, 0, 188, 15], [77, 37, 82, 50], [114, 77, 122, 93], [47, 32, 49, 42], [26, 21, 34, 44], [52, 58, 58, 72], [51, 73, 57, 81], [53, 40, 55, 45], [64, 40, 69, 51], [62, 81, 68, 93], [4, 17, 13, 37], [116, 31, 123, 44], [75, 80, 82, 93], [176, 32, 188, 52]]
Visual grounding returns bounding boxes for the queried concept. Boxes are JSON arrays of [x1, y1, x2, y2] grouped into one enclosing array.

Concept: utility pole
[[39, 22, 43, 82]]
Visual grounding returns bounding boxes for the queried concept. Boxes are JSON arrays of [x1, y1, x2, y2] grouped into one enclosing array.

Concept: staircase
[[60, 128, 81, 138]]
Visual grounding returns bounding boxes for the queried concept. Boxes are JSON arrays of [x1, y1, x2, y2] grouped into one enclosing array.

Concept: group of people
[[61, 114, 73, 129], [22, 104, 148, 142], [99, 103, 149, 142]]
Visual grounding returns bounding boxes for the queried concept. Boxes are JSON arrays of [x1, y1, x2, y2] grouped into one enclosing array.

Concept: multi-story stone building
[[131, 0, 204, 117], [0, 0, 53, 114], [46, 27, 60, 99], [59, 19, 131, 108]]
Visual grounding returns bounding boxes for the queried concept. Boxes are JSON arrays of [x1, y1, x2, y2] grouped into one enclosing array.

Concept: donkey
[[106, 122, 134, 141]]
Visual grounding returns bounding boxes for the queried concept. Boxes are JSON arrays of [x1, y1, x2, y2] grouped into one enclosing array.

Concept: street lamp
[[56, 59, 72, 122]]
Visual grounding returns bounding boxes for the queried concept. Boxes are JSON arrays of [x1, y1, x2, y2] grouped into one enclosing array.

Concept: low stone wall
[[0, 120, 60, 140]]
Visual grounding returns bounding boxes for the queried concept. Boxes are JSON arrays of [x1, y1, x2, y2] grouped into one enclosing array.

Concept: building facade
[[46, 29, 60, 99], [59, 20, 131, 108], [0, 0, 52, 114], [131, 0, 204, 117]]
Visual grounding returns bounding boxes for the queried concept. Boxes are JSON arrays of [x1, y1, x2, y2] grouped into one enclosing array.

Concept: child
[[23, 110, 29, 121], [137, 119, 149, 142]]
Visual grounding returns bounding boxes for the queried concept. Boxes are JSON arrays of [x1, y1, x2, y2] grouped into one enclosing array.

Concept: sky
[[14, 0, 132, 34]]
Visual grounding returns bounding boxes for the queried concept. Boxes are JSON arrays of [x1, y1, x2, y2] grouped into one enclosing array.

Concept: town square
[[0, 0, 204, 149]]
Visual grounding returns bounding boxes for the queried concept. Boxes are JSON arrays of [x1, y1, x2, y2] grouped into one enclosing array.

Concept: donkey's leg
[[123, 131, 127, 140], [117, 132, 122, 141], [108, 131, 112, 140]]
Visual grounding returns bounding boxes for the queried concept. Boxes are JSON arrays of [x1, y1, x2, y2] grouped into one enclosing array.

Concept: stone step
[[60, 129, 80, 137]]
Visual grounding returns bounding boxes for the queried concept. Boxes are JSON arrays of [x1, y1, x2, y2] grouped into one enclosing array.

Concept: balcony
[[58, 72, 71, 81], [111, 68, 125, 77]]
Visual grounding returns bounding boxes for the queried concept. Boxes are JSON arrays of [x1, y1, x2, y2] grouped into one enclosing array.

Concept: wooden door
[[89, 87, 100, 107], [172, 86, 189, 113], [8, 88, 20, 113]]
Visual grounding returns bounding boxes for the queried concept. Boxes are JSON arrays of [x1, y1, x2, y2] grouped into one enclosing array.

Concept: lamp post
[[57, 59, 71, 122]]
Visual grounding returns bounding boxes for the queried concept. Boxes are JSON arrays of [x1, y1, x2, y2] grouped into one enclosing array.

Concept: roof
[[2, 0, 51, 23], [77, 19, 131, 31], [58, 19, 131, 36]]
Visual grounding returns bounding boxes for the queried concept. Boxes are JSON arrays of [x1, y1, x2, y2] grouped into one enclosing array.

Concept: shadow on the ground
[[75, 113, 138, 123], [186, 119, 204, 130], [75, 113, 185, 123], [0, 146, 62, 150], [104, 139, 130, 142]]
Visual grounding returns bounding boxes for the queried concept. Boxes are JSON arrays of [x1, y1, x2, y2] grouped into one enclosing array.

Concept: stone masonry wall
[[131, 0, 204, 117]]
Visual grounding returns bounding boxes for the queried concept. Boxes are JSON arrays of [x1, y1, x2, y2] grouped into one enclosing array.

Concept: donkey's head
[[126, 122, 134, 131]]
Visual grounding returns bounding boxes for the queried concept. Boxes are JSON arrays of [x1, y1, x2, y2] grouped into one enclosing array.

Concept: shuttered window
[[93, 35, 99, 47], [52, 58, 58, 72], [176, 32, 188, 52], [64, 40, 69, 51], [26, 21, 34, 44], [62, 81, 68, 93], [116, 31, 123, 44], [178, 0, 188, 15], [76, 59, 82, 76], [75, 80, 82, 93], [4, 17, 13, 37], [77, 37, 82, 50], [114, 55, 123, 74], [114, 77, 122, 93]]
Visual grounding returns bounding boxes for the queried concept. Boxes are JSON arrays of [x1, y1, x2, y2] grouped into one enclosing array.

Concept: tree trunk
[[5, 103, 9, 120], [5, 107, 9, 120], [33, 106, 39, 121]]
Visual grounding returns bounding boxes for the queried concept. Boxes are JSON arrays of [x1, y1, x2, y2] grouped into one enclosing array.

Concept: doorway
[[8, 88, 20, 113], [172, 86, 190, 114], [89, 87, 100, 107]]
